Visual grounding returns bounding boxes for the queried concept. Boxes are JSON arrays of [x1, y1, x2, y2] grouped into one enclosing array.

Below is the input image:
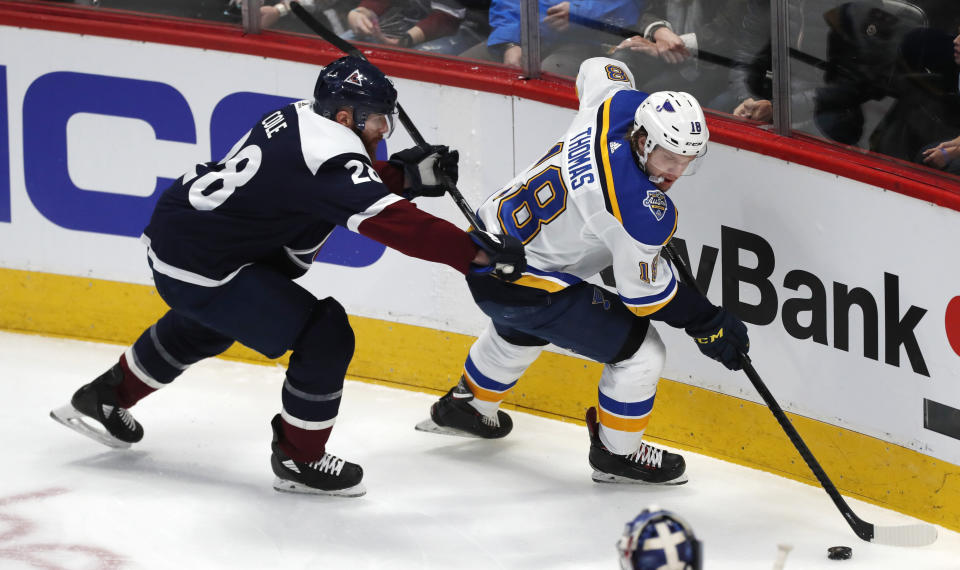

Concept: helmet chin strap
[[636, 143, 664, 185], [352, 109, 367, 134]]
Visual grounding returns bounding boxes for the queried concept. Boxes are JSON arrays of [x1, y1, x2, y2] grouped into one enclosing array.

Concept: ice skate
[[585, 407, 687, 485], [49, 363, 144, 449], [415, 378, 512, 439], [270, 415, 365, 497]]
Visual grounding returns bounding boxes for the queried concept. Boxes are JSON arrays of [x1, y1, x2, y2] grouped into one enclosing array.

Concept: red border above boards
[[2, 0, 959, 210]]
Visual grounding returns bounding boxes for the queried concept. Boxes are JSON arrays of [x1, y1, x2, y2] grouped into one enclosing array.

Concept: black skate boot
[[414, 377, 512, 439], [270, 415, 365, 497], [49, 363, 144, 449], [585, 407, 687, 485]]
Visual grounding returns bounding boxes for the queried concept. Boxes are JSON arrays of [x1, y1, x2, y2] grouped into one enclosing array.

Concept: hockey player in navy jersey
[[49, 56, 525, 497], [416, 57, 749, 485]]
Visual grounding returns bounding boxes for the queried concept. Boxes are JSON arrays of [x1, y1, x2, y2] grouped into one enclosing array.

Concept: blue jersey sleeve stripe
[[619, 272, 677, 306], [526, 265, 582, 286], [510, 265, 584, 292], [598, 391, 656, 417], [510, 274, 567, 292]]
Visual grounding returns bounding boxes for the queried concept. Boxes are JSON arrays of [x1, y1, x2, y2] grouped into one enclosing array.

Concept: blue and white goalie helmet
[[617, 507, 702, 570], [633, 91, 708, 176], [313, 55, 398, 135]]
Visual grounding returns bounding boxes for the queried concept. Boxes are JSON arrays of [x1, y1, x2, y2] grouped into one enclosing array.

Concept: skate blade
[[49, 404, 131, 450], [272, 477, 366, 497], [414, 418, 482, 439], [591, 470, 688, 486]]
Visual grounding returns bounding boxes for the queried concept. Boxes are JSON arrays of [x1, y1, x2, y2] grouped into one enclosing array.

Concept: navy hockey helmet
[[313, 56, 398, 135], [617, 507, 702, 570]]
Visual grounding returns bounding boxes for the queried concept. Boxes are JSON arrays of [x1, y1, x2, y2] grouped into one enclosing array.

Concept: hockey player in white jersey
[[416, 57, 749, 485]]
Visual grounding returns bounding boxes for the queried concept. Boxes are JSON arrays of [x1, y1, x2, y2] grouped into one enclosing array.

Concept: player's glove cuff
[[685, 308, 749, 370], [468, 230, 526, 282]]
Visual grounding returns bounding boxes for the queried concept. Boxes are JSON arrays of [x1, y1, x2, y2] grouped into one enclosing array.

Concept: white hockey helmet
[[617, 507, 702, 570], [633, 91, 709, 178]]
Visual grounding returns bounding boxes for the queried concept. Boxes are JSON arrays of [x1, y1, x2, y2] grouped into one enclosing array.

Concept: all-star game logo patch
[[642, 190, 667, 221], [345, 69, 365, 87]]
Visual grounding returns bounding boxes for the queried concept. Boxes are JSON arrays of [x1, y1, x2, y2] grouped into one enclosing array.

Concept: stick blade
[[871, 523, 938, 547]]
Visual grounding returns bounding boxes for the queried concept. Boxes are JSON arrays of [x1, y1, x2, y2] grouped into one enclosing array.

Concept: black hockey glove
[[685, 308, 749, 371], [468, 230, 526, 282], [388, 144, 459, 198]]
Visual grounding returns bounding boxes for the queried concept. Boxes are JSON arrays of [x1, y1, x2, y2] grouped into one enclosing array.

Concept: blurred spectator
[[610, 0, 748, 107], [725, 0, 929, 145], [814, 0, 930, 146], [868, 24, 958, 161], [253, 0, 355, 34], [460, 0, 644, 76], [259, 0, 318, 29], [417, 1, 491, 55], [914, 26, 960, 174], [724, 0, 830, 124], [344, 0, 490, 55], [921, 134, 960, 174]]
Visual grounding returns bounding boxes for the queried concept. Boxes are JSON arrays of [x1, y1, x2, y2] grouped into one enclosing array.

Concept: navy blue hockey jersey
[[143, 100, 476, 286]]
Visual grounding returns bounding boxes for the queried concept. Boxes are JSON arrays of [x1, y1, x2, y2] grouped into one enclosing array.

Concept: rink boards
[[1, 9, 959, 530]]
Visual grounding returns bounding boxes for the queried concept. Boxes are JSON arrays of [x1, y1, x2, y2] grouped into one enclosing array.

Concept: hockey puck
[[827, 546, 853, 560]]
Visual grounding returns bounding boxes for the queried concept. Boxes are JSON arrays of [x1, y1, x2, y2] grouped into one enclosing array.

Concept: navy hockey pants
[[467, 277, 648, 363], [126, 263, 354, 456]]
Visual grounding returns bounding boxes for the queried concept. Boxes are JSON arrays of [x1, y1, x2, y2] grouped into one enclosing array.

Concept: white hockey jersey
[[476, 57, 679, 317]]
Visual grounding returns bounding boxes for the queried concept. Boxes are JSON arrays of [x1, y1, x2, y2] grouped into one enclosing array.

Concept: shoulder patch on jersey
[[617, 185, 677, 246], [642, 190, 667, 221], [296, 103, 368, 175]]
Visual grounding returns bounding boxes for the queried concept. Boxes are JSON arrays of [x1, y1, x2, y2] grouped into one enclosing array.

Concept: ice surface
[[1, 331, 957, 569]]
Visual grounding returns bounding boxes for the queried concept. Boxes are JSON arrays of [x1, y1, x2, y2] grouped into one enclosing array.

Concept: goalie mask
[[633, 91, 708, 183], [313, 56, 398, 137], [617, 507, 702, 570]]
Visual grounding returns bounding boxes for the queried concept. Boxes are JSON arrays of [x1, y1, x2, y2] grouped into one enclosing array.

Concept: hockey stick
[[289, 1, 483, 231], [663, 242, 937, 547]]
